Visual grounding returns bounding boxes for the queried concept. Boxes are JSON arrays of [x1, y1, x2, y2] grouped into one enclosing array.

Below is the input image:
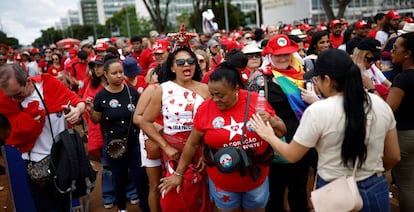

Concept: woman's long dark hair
[[158, 47, 202, 83], [320, 52, 371, 167], [306, 30, 330, 55], [90, 64, 104, 89]]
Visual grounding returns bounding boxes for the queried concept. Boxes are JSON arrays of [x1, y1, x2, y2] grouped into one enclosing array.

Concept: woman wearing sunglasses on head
[[140, 47, 210, 212]]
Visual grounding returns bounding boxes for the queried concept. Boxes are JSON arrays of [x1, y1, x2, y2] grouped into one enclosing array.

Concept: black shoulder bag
[[210, 91, 252, 175]]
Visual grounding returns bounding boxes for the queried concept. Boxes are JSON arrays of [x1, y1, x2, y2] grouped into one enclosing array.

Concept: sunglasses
[[53, 57, 60, 61], [365, 56, 377, 63], [175, 58, 196, 66], [198, 59, 205, 63], [0, 58, 6, 62], [246, 54, 261, 59]]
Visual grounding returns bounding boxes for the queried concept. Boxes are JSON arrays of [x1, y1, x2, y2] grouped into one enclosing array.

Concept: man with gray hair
[[0, 63, 85, 211]]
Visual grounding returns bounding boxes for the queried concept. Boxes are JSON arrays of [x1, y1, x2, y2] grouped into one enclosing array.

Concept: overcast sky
[[0, 0, 77, 46]]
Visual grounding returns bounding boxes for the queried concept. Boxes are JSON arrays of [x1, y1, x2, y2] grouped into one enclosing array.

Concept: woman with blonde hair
[[352, 38, 391, 99], [194, 49, 210, 78]]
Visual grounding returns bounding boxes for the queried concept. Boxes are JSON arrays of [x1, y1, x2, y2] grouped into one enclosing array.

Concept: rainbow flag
[[272, 71, 307, 120]]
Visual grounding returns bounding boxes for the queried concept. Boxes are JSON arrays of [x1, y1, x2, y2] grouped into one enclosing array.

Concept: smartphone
[[64, 100, 71, 114]]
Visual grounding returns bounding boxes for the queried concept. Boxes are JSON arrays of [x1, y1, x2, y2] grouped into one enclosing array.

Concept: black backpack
[[49, 128, 97, 200]]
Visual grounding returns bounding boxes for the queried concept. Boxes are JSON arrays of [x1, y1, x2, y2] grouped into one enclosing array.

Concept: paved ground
[[0, 155, 400, 212]]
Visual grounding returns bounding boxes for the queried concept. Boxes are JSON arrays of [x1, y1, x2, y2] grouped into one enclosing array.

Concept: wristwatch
[[367, 88, 376, 93]]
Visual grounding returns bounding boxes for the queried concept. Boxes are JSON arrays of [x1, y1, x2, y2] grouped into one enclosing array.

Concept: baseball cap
[[290, 29, 307, 39], [355, 20, 369, 30], [94, 42, 109, 51], [262, 34, 299, 56], [303, 48, 354, 80], [152, 39, 169, 54], [207, 39, 220, 48], [80, 40, 93, 49], [330, 19, 344, 28], [357, 38, 381, 59], [88, 55, 104, 69], [385, 10, 401, 20], [123, 57, 142, 77]]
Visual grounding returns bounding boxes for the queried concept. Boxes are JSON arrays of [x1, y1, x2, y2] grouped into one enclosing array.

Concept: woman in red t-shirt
[[159, 62, 286, 212]]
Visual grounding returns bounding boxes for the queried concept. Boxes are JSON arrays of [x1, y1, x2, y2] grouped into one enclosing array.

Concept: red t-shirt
[[71, 62, 88, 81], [329, 34, 344, 49], [47, 65, 63, 76], [193, 89, 274, 192], [124, 75, 148, 95], [367, 29, 378, 39], [138, 48, 154, 76]]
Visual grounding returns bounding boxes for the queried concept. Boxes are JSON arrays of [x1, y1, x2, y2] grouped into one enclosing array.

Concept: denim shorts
[[317, 173, 390, 212], [208, 177, 269, 210]]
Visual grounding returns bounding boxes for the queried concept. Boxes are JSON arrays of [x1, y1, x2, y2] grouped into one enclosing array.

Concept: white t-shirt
[[375, 31, 389, 45], [293, 94, 396, 181], [21, 82, 66, 162], [362, 64, 387, 85]]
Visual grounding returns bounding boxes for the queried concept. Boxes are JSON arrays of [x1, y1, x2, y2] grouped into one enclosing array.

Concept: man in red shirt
[[70, 50, 89, 96], [130, 36, 154, 77], [329, 19, 344, 48]]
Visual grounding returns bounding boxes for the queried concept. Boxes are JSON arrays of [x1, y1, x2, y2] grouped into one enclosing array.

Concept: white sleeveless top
[[161, 81, 204, 135]]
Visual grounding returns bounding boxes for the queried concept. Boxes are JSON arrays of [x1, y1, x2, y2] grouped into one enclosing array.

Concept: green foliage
[[106, 6, 155, 37], [0, 31, 19, 49]]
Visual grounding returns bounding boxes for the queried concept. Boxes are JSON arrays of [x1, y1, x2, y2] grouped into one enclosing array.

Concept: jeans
[[101, 155, 139, 204], [317, 173, 390, 212], [104, 136, 150, 211]]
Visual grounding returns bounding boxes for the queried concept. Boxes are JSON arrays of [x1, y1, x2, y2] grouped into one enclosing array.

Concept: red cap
[[69, 48, 77, 56], [330, 19, 343, 28], [300, 24, 313, 32], [152, 39, 169, 54], [317, 26, 328, 31], [385, 10, 401, 20], [403, 17, 414, 23], [355, 20, 369, 30], [282, 24, 292, 33], [262, 34, 299, 56], [30, 48, 40, 54], [95, 42, 109, 51]]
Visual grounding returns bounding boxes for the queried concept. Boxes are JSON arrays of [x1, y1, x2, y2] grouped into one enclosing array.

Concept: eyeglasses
[[365, 56, 377, 63], [392, 45, 405, 52], [175, 58, 196, 66], [6, 83, 27, 99], [246, 54, 261, 59]]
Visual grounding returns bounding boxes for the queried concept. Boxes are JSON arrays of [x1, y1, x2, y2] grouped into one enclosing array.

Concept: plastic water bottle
[[256, 90, 266, 112]]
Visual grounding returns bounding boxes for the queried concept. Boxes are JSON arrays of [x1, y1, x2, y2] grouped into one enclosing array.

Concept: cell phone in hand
[[64, 100, 71, 114]]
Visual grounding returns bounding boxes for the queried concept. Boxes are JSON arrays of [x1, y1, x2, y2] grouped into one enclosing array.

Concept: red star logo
[[167, 23, 197, 49], [221, 195, 231, 202]]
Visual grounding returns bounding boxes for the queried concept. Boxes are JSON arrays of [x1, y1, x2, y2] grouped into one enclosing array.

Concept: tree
[[321, 0, 352, 22], [0, 31, 19, 49], [142, 0, 171, 33], [107, 7, 154, 37]]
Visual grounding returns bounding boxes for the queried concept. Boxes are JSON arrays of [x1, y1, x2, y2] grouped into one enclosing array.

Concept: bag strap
[[125, 85, 133, 139], [33, 82, 55, 142], [32, 82, 56, 161], [240, 90, 251, 146]]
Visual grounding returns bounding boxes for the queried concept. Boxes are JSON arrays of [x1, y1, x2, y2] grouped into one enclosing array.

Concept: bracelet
[[173, 171, 184, 177], [367, 88, 376, 93]]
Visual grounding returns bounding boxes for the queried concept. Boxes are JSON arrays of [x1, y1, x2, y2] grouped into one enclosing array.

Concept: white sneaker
[[103, 203, 114, 209], [130, 198, 139, 205]]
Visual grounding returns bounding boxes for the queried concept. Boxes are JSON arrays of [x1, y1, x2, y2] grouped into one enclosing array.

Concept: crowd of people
[[0, 8, 413, 212]]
